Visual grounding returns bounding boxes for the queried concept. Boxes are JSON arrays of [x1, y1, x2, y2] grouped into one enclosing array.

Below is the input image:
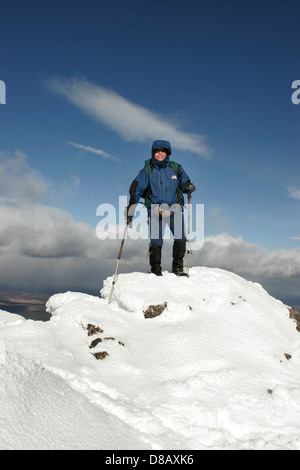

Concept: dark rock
[[144, 302, 167, 319]]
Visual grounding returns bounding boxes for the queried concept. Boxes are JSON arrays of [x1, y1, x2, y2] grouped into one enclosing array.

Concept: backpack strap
[[168, 161, 182, 180], [145, 159, 182, 178], [169, 161, 184, 207], [142, 159, 153, 208]]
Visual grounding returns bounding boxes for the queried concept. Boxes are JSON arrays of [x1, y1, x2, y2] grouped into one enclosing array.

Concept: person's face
[[154, 148, 167, 162]]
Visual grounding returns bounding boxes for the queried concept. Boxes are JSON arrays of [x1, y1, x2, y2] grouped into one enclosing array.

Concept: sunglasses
[[154, 148, 167, 153]]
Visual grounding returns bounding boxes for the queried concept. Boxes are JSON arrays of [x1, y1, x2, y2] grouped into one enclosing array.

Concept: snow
[[1, 266, 300, 450]]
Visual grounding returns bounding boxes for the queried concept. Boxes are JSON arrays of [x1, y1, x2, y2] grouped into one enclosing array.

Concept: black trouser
[[149, 240, 186, 275], [148, 208, 186, 247], [149, 244, 162, 275], [172, 240, 186, 274]]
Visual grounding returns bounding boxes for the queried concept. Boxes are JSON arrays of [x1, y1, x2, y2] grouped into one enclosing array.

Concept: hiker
[[126, 140, 196, 276]]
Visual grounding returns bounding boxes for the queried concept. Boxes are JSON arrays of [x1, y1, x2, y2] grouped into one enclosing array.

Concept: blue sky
[[0, 0, 300, 303]]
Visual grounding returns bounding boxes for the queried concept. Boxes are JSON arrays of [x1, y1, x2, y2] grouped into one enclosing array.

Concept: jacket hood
[[151, 140, 172, 157]]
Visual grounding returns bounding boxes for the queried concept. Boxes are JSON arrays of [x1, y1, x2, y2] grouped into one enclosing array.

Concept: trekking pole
[[187, 192, 191, 276], [108, 222, 129, 304]]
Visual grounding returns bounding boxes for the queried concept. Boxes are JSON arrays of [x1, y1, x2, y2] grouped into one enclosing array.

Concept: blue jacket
[[129, 140, 191, 208]]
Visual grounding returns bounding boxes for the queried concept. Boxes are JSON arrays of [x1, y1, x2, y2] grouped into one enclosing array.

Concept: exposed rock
[[87, 323, 104, 336], [288, 307, 300, 332], [93, 351, 109, 360], [144, 302, 167, 319]]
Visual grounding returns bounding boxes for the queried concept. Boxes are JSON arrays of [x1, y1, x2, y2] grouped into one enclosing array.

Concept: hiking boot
[[172, 240, 188, 277], [173, 268, 188, 277], [149, 244, 162, 276]]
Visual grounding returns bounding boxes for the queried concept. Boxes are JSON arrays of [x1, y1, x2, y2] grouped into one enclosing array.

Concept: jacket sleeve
[[178, 165, 191, 194], [129, 168, 149, 206]]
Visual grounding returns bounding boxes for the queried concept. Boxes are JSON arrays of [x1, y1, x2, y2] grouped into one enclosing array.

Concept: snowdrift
[[1, 267, 300, 450]]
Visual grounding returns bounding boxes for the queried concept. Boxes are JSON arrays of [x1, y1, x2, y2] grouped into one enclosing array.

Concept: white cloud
[[194, 233, 300, 278], [47, 77, 211, 158], [1, 198, 300, 299], [0, 150, 49, 203], [1, 149, 299, 301], [0, 150, 81, 204], [0, 149, 147, 292], [66, 141, 121, 163], [287, 187, 300, 200], [0, 201, 148, 291]]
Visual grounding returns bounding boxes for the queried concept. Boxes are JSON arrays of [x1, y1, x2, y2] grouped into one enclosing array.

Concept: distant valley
[[0, 291, 51, 321]]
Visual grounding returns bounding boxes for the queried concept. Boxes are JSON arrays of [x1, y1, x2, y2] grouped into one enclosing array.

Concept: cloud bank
[[0, 150, 48, 204], [196, 233, 300, 278], [1, 150, 299, 303], [47, 77, 211, 158]]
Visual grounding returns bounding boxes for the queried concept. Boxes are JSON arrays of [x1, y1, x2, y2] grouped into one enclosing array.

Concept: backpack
[[142, 159, 184, 208]]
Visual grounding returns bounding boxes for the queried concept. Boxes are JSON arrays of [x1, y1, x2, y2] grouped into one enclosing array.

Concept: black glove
[[124, 205, 135, 225], [184, 182, 196, 193]]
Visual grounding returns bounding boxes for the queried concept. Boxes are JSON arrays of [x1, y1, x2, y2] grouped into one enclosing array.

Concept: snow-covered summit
[[1, 267, 300, 450]]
